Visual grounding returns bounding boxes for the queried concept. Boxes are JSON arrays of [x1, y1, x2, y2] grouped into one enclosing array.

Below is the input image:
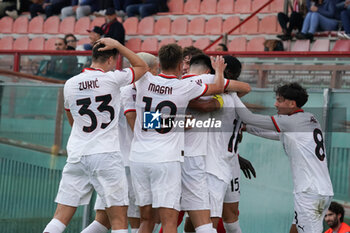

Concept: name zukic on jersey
[[79, 79, 100, 91]]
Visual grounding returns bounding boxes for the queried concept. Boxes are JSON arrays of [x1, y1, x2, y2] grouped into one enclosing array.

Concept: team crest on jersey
[[310, 116, 317, 123], [143, 110, 161, 129]]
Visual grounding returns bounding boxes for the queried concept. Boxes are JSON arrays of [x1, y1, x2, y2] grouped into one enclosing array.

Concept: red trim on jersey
[[181, 74, 197, 79], [159, 73, 178, 79], [129, 67, 135, 84], [124, 109, 136, 115], [65, 108, 70, 112], [200, 84, 209, 96], [83, 67, 105, 72], [224, 79, 230, 90], [288, 109, 304, 115], [271, 116, 281, 132]]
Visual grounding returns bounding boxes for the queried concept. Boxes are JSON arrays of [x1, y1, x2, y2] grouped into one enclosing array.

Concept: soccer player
[[81, 52, 159, 233], [129, 44, 226, 233], [43, 38, 148, 233], [233, 82, 334, 233], [182, 46, 204, 75], [180, 54, 250, 233], [187, 56, 253, 233], [324, 202, 350, 233]]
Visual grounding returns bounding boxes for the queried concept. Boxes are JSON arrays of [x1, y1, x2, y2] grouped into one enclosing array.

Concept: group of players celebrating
[[43, 37, 334, 233]]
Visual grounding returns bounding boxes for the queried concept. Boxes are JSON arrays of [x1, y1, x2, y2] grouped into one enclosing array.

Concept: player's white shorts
[[207, 173, 228, 218], [55, 152, 128, 207], [224, 155, 240, 203], [292, 192, 332, 233], [129, 161, 181, 211], [181, 156, 210, 211], [94, 167, 140, 218]]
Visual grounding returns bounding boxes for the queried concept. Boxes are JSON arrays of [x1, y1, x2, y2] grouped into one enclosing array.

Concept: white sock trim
[[195, 223, 213, 233]]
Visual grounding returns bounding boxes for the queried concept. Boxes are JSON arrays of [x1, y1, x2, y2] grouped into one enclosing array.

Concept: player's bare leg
[[188, 210, 212, 228], [139, 204, 156, 233], [43, 204, 77, 233], [105, 205, 128, 231], [129, 217, 140, 228], [159, 207, 179, 233], [81, 210, 110, 233], [222, 203, 241, 233], [184, 216, 195, 233], [289, 224, 298, 233]]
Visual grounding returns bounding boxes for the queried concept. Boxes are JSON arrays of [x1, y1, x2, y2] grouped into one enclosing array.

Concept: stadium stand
[[154, 17, 171, 35], [200, 0, 217, 14], [123, 17, 138, 35], [13, 36, 29, 50], [77, 37, 90, 46], [205, 17, 223, 35], [44, 37, 58, 50], [177, 38, 193, 48], [125, 38, 142, 51], [223, 16, 241, 34], [184, 0, 201, 14], [90, 17, 106, 28], [310, 39, 330, 51], [59, 17, 75, 34], [171, 17, 188, 35], [137, 17, 155, 35], [159, 38, 176, 49], [29, 37, 45, 50], [43, 16, 60, 34], [193, 37, 211, 50], [0, 16, 13, 33], [166, 0, 184, 14], [28, 16, 44, 34], [217, 0, 234, 14], [188, 16, 206, 35], [13, 16, 28, 34], [0, 36, 13, 50], [74, 17, 90, 35], [252, 0, 271, 13], [228, 37, 247, 51], [259, 15, 279, 34], [332, 40, 350, 51], [234, 0, 252, 13], [291, 40, 310, 51], [141, 37, 158, 51], [240, 15, 259, 34], [246, 36, 266, 51]]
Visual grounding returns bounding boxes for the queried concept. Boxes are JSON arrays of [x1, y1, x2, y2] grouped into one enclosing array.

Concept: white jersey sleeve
[[110, 67, 135, 87], [246, 125, 280, 140], [121, 84, 136, 114]]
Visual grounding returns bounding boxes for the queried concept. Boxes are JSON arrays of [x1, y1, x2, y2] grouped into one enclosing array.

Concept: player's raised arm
[[225, 80, 251, 97], [203, 56, 226, 96], [245, 125, 280, 140], [96, 38, 148, 81]]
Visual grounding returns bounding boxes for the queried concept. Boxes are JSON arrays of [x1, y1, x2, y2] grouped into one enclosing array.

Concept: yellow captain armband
[[212, 95, 224, 109]]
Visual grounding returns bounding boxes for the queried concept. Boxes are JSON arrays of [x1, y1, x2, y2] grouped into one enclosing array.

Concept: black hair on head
[[223, 55, 241, 80], [92, 42, 118, 63], [190, 54, 215, 74], [328, 202, 345, 222], [274, 82, 308, 108]]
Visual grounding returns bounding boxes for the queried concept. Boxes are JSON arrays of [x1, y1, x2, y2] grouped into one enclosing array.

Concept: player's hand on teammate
[[238, 155, 256, 179], [211, 56, 227, 74], [95, 38, 121, 51]]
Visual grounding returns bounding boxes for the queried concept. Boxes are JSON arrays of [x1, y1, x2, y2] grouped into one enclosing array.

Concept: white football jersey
[[130, 72, 208, 163], [233, 94, 333, 196], [206, 92, 242, 184], [271, 111, 334, 195], [64, 67, 134, 163], [182, 74, 230, 157], [119, 84, 136, 167]]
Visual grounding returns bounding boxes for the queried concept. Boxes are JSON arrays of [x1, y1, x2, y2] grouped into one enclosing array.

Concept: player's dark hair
[[223, 55, 241, 80], [182, 46, 204, 59], [275, 82, 308, 108], [158, 43, 183, 71], [218, 43, 228, 51], [190, 54, 215, 74], [329, 202, 345, 222], [92, 43, 118, 63]]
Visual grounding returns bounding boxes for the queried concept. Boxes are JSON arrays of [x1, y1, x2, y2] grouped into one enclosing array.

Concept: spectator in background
[[126, 0, 168, 18], [337, 0, 350, 39], [277, 0, 307, 41], [30, 0, 70, 18], [64, 34, 77, 50], [4, 0, 31, 19], [324, 202, 350, 233], [0, 0, 15, 18], [296, 0, 339, 40], [101, 8, 125, 45], [60, 0, 99, 19], [76, 26, 103, 50], [215, 43, 228, 52], [113, 0, 141, 16]]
